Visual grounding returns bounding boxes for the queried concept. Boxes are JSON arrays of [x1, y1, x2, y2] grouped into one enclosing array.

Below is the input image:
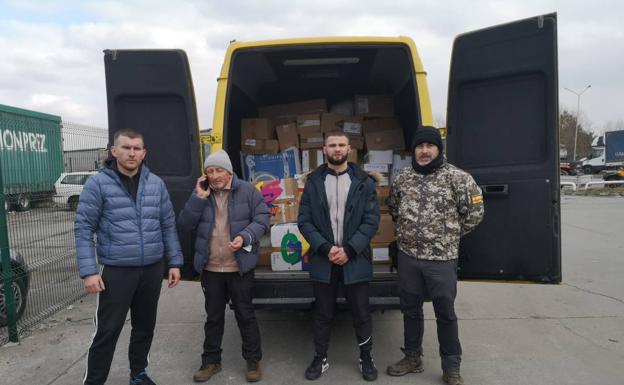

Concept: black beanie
[[411, 126, 444, 175], [410, 126, 443, 153]]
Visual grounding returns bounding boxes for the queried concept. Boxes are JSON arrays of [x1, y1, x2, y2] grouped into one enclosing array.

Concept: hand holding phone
[[196, 176, 211, 199]]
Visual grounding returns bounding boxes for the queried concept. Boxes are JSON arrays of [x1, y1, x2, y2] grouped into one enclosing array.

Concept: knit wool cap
[[411, 126, 444, 153], [203, 149, 233, 174]]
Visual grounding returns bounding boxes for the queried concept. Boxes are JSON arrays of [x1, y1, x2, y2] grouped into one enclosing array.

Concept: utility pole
[[564, 85, 591, 160]]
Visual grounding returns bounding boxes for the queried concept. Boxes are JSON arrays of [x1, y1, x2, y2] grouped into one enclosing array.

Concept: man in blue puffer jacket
[[178, 150, 269, 383], [75, 129, 183, 385]]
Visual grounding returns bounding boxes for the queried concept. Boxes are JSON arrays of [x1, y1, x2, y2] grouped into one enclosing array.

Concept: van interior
[[223, 44, 422, 174]]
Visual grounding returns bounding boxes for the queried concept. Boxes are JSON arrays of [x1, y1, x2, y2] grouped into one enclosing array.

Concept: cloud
[[0, 0, 622, 133]]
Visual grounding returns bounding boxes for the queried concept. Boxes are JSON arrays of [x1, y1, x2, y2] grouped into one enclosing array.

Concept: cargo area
[[223, 43, 421, 173], [216, 43, 423, 305]]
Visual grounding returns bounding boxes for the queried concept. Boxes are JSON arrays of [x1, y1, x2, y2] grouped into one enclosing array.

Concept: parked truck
[[580, 129, 624, 174], [103, 13, 561, 308], [0, 104, 64, 211]]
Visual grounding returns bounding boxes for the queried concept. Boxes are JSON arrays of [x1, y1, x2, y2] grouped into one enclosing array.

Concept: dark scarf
[[412, 152, 444, 175]]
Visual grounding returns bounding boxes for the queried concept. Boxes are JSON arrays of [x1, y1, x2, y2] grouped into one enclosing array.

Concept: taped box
[[256, 178, 299, 202]]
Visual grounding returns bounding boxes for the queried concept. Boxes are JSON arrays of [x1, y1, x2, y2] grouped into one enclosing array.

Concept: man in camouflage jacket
[[386, 126, 484, 385]]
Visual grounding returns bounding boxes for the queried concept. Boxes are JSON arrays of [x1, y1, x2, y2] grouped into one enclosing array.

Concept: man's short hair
[[324, 130, 350, 145], [113, 128, 144, 145]]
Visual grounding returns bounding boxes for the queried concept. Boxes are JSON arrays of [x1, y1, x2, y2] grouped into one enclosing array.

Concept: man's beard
[[327, 153, 349, 166]]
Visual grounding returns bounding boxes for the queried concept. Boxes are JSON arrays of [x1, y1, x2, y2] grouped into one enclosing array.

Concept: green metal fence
[[0, 106, 107, 344]]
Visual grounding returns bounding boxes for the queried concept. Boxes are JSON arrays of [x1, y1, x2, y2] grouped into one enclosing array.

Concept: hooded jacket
[[298, 163, 380, 284]]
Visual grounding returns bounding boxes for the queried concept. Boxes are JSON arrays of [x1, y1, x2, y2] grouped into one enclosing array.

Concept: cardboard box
[[362, 118, 401, 135], [342, 120, 363, 135], [268, 201, 299, 225], [270, 223, 310, 271], [376, 186, 390, 213], [347, 134, 365, 150], [354, 95, 394, 117], [258, 247, 272, 267], [321, 113, 363, 135], [365, 127, 405, 150], [363, 163, 390, 173], [376, 186, 390, 199], [302, 149, 325, 172], [296, 114, 321, 135], [241, 139, 279, 155], [371, 214, 395, 243], [242, 148, 301, 182], [300, 132, 325, 149], [241, 118, 274, 140], [259, 99, 327, 118], [347, 150, 358, 164], [256, 178, 299, 203], [392, 153, 412, 182], [271, 252, 302, 271], [364, 150, 394, 164], [275, 123, 299, 151], [321, 112, 346, 133]]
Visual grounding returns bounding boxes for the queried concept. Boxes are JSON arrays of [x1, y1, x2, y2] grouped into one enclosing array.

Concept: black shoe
[[129, 371, 157, 385], [359, 351, 378, 381], [305, 355, 329, 380]]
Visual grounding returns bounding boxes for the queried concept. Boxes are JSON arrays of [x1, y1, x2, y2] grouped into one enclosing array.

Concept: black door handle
[[480, 184, 509, 196]]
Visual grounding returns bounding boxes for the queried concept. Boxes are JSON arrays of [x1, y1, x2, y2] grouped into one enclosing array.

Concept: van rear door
[[103, 49, 201, 275], [446, 14, 560, 282]]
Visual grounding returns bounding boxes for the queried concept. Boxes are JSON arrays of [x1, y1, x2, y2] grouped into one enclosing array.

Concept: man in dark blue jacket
[[178, 149, 269, 383], [298, 131, 380, 381], [75, 129, 183, 385]]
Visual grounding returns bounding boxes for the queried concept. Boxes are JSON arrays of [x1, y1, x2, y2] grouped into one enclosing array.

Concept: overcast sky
[[1, 0, 622, 135]]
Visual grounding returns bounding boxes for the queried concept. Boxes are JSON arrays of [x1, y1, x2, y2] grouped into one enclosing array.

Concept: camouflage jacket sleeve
[[388, 172, 401, 222], [454, 172, 485, 236]]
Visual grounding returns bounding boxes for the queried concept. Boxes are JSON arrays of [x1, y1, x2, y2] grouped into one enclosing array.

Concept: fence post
[[0, 161, 18, 342]]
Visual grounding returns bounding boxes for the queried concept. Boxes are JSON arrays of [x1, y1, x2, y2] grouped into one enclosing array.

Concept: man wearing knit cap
[[178, 149, 269, 383], [387, 126, 484, 385]]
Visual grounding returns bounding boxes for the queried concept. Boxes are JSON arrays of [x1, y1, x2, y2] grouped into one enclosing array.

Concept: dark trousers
[[201, 270, 262, 364], [83, 260, 163, 385], [398, 251, 462, 371], [312, 264, 372, 356]]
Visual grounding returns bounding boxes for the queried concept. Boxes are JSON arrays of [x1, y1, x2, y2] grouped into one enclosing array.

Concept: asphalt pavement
[[1, 195, 623, 385]]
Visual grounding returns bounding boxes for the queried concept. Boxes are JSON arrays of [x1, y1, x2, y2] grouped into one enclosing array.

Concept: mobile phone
[[201, 178, 211, 190]]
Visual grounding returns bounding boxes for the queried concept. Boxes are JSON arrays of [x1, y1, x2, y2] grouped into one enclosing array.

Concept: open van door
[[104, 49, 201, 276], [446, 14, 560, 283]]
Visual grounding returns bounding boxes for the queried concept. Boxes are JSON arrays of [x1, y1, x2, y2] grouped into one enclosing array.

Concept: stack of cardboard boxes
[[240, 95, 419, 271]]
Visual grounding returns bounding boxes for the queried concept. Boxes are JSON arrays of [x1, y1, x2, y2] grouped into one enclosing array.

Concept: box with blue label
[[242, 147, 301, 183]]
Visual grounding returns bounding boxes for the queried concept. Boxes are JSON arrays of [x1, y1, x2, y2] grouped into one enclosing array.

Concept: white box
[[363, 163, 390, 173], [372, 247, 390, 262], [364, 150, 393, 164], [270, 223, 308, 250], [271, 252, 303, 271]]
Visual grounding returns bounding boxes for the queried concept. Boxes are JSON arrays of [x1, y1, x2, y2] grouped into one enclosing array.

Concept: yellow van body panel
[[210, 36, 433, 153]]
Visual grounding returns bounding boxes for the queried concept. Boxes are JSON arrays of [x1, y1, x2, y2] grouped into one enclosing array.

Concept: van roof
[[221, 36, 426, 78]]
